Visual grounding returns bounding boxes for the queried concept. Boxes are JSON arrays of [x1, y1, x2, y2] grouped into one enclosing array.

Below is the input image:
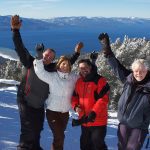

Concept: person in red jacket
[[72, 59, 110, 150]]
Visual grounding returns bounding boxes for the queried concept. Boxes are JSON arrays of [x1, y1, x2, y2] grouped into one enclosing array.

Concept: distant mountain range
[[1, 15, 150, 38]]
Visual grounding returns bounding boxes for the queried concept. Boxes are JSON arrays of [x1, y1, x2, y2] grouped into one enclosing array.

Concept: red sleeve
[[92, 77, 109, 114]]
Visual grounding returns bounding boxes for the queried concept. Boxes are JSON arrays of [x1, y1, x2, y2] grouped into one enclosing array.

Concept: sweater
[[34, 59, 79, 112]]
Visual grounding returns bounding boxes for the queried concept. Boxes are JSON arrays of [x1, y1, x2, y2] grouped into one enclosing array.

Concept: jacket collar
[[57, 70, 69, 79], [127, 71, 150, 93], [127, 71, 150, 85]]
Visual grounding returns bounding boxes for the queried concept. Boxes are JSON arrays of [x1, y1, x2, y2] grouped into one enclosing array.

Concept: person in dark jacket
[[98, 33, 150, 150], [10, 15, 83, 150], [72, 59, 110, 150]]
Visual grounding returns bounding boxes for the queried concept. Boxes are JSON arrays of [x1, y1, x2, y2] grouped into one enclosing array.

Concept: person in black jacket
[[10, 15, 83, 150], [98, 33, 150, 150]]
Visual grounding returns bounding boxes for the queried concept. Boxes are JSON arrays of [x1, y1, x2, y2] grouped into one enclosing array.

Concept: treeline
[[1, 36, 150, 109]]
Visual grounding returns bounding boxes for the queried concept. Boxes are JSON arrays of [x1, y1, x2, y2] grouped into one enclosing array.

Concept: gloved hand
[[90, 51, 98, 60], [35, 43, 44, 59], [72, 111, 96, 127], [11, 15, 22, 30], [98, 33, 112, 57], [90, 51, 98, 64], [35, 43, 44, 51], [72, 115, 88, 127], [87, 111, 96, 122]]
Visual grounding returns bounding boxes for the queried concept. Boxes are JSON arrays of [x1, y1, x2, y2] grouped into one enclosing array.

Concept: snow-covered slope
[[0, 82, 118, 150], [0, 80, 149, 150], [0, 47, 19, 61]]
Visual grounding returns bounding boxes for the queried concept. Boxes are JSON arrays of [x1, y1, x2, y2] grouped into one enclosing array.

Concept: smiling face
[[132, 64, 148, 81], [131, 59, 149, 82], [56, 56, 71, 73], [59, 60, 70, 73], [78, 62, 92, 78], [43, 49, 55, 65]]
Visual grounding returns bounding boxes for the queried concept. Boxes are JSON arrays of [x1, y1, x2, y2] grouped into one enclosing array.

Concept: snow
[[0, 47, 19, 61], [0, 80, 149, 150], [0, 79, 20, 86]]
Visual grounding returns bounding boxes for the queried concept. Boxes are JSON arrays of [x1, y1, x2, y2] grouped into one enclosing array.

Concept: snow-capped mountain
[[1, 15, 150, 37]]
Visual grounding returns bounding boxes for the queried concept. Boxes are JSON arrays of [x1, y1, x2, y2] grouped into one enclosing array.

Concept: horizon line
[[1, 15, 150, 20]]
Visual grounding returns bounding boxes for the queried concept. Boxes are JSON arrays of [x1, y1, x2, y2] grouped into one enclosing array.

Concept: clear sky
[[1, 0, 150, 19]]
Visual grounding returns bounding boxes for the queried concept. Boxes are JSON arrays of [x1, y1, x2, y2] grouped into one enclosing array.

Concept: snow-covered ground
[[0, 47, 19, 61], [0, 52, 149, 150], [0, 80, 149, 150]]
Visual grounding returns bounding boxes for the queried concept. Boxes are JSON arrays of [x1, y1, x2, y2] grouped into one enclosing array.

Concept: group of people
[[10, 15, 150, 150]]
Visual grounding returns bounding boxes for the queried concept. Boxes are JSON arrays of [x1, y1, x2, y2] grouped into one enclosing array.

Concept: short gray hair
[[131, 59, 149, 71]]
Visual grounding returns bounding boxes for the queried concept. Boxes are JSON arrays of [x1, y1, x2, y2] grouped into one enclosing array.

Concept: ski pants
[[17, 96, 45, 150], [80, 125, 108, 150], [46, 109, 69, 150], [117, 123, 148, 150]]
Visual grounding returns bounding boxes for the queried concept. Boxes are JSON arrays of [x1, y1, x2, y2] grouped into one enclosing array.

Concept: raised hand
[[35, 43, 45, 52], [11, 15, 22, 30], [75, 42, 84, 53], [90, 51, 98, 65], [98, 33, 112, 57], [35, 43, 45, 60], [90, 51, 98, 60], [98, 33, 110, 47]]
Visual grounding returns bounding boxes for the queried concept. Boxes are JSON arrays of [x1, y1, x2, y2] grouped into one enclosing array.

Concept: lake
[[0, 29, 148, 57], [0, 30, 105, 56]]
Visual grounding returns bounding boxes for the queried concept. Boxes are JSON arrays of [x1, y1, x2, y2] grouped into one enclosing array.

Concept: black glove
[[72, 115, 88, 127], [98, 33, 112, 57], [87, 111, 96, 122], [72, 111, 96, 127], [35, 43, 44, 59], [90, 51, 98, 60], [90, 51, 98, 65]]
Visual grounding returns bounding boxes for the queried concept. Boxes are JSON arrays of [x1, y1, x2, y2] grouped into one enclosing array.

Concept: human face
[[133, 65, 148, 81], [43, 49, 55, 65], [78, 62, 92, 77], [59, 60, 70, 73]]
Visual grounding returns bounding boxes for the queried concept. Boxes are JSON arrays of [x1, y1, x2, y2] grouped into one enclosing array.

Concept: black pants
[[117, 123, 148, 150], [80, 125, 108, 150], [46, 109, 69, 150], [17, 96, 45, 150]]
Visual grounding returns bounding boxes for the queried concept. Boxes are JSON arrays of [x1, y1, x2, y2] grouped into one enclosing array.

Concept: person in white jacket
[[33, 56, 79, 150]]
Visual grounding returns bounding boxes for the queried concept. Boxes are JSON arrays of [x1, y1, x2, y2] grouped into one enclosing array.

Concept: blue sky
[[1, 0, 150, 19]]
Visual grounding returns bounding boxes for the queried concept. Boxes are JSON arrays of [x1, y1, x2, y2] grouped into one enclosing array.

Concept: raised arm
[[33, 59, 53, 84], [11, 15, 34, 68], [98, 33, 131, 83], [69, 42, 84, 65]]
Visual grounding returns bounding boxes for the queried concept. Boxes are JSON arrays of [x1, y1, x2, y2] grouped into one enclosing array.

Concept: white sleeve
[[33, 59, 53, 83]]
